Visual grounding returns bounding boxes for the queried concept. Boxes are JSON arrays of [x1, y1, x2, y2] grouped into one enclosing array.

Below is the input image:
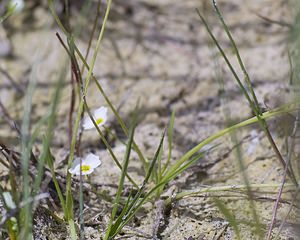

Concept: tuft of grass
[[1, 1, 300, 239], [104, 111, 138, 239], [196, 3, 298, 186], [195, 1, 299, 239], [105, 129, 166, 239], [0, 3, 17, 23]]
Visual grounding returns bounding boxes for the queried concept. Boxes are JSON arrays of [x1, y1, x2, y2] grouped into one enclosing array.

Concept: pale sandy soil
[[0, 0, 299, 239]]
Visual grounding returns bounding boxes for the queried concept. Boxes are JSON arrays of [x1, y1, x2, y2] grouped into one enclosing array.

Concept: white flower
[[9, 0, 25, 13], [68, 153, 102, 175], [83, 106, 108, 130]]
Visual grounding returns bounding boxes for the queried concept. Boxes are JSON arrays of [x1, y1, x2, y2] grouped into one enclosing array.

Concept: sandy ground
[[0, 0, 299, 239]]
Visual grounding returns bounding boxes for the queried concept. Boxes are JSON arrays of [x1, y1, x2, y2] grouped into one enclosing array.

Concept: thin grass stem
[[20, 57, 38, 239], [162, 105, 296, 183], [164, 182, 295, 206], [104, 117, 137, 240]]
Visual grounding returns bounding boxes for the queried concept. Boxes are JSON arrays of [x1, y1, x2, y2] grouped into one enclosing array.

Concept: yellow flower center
[[81, 165, 91, 173], [96, 118, 103, 125]]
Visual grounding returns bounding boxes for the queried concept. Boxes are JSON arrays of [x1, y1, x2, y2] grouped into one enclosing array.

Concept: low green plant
[[1, 0, 299, 239]]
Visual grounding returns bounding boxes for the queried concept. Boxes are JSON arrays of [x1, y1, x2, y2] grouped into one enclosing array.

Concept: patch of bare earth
[[0, 0, 299, 239]]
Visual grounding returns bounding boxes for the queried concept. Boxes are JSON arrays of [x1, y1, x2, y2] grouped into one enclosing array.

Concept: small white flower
[[83, 106, 108, 130], [68, 153, 102, 175], [9, 0, 25, 13]]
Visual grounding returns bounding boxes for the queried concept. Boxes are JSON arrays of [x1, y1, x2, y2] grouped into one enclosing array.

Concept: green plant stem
[[0, 4, 16, 23], [72, 47, 149, 172], [162, 103, 297, 182], [83, 101, 138, 188], [55, 32, 139, 188], [107, 131, 165, 238], [197, 6, 298, 186], [20, 59, 38, 240], [52, 0, 112, 237], [212, 0, 260, 113], [46, 153, 67, 215], [51, 0, 146, 180], [104, 120, 136, 240], [162, 109, 176, 175], [164, 182, 295, 206], [80, 0, 102, 75], [33, 63, 66, 196]]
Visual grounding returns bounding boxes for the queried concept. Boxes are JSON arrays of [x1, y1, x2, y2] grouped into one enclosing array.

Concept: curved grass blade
[[0, 4, 16, 23], [196, 6, 297, 185], [104, 113, 138, 239], [107, 130, 166, 238], [56, 33, 138, 188], [214, 198, 241, 240], [19, 55, 39, 240], [162, 109, 176, 175]]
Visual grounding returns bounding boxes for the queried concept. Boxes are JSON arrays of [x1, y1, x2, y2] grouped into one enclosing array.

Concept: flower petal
[[71, 157, 81, 167], [69, 154, 102, 176], [93, 107, 108, 126], [93, 106, 107, 117], [68, 164, 80, 175], [82, 117, 94, 130], [84, 153, 102, 169], [82, 106, 108, 130], [69, 157, 82, 175]]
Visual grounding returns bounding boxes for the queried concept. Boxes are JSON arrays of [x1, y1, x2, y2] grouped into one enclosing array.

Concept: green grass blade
[[197, 5, 297, 185], [142, 130, 166, 187], [0, 4, 16, 23], [196, 9, 257, 115], [211, 31, 263, 237], [212, 0, 261, 113], [51, 19, 149, 171], [48, 0, 68, 35], [230, 129, 263, 237], [60, 0, 112, 228], [164, 182, 294, 206], [80, 0, 102, 75], [83, 101, 138, 187], [108, 130, 165, 238], [105, 115, 137, 239], [43, 144, 66, 215], [162, 109, 176, 175], [33, 63, 66, 196], [164, 152, 203, 184], [19, 56, 38, 240], [213, 198, 241, 240], [162, 104, 297, 182], [71, 46, 149, 171], [59, 35, 138, 188], [156, 139, 164, 183]]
